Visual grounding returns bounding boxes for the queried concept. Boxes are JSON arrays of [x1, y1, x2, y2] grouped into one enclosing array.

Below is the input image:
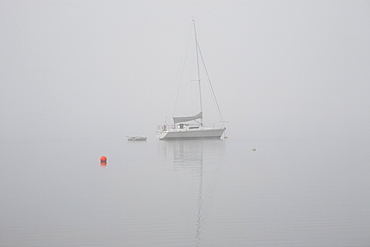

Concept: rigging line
[[197, 44, 225, 123], [172, 22, 194, 118]]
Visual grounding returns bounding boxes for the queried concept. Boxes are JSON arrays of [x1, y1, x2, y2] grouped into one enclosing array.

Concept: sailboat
[[156, 20, 226, 140]]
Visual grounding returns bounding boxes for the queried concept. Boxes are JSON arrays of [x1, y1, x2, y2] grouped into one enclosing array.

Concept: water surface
[[1, 137, 369, 246]]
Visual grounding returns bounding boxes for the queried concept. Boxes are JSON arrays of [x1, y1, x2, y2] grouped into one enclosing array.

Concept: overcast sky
[[1, 0, 369, 140]]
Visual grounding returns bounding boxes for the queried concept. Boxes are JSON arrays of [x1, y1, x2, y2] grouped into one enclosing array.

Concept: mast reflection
[[158, 139, 225, 246]]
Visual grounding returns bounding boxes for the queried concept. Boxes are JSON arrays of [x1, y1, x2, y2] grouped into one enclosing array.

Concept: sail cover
[[173, 112, 202, 124]]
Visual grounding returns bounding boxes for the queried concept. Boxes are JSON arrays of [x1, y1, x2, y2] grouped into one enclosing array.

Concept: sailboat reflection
[[159, 139, 225, 246]]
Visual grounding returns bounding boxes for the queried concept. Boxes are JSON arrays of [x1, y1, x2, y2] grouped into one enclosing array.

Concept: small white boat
[[127, 136, 147, 141]]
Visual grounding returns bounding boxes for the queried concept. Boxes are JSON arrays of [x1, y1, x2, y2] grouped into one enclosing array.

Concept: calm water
[[1, 137, 370, 246]]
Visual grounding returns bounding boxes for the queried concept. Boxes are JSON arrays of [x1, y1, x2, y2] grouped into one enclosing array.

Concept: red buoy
[[100, 156, 107, 163]]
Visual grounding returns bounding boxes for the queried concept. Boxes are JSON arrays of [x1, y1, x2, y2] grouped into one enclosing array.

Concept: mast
[[193, 19, 203, 126]]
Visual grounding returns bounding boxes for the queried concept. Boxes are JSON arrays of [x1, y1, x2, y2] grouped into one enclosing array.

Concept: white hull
[[157, 127, 225, 140]]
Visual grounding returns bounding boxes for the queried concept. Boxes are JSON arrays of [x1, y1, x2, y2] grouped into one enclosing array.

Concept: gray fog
[[1, 0, 369, 141]]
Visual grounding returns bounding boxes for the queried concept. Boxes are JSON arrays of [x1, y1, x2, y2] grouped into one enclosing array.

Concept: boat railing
[[156, 122, 225, 132]]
